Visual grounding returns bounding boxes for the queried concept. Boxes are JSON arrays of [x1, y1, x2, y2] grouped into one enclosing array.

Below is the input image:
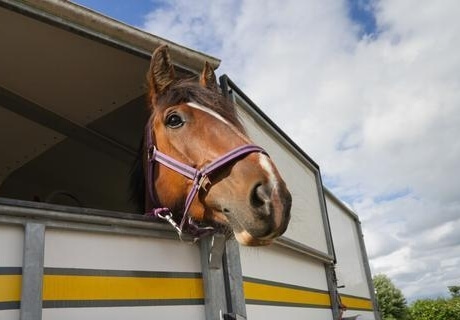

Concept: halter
[[144, 122, 267, 239]]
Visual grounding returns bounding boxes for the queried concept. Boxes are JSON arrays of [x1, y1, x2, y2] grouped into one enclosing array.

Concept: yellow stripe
[[0, 273, 371, 311], [42, 275, 204, 301], [341, 295, 373, 311], [0, 275, 21, 302], [243, 281, 331, 307]]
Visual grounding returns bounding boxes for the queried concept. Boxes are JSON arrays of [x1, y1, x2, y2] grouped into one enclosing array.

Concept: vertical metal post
[[317, 176, 337, 261], [200, 235, 228, 320], [20, 222, 45, 320], [325, 264, 341, 320], [223, 239, 247, 320], [355, 221, 381, 320]]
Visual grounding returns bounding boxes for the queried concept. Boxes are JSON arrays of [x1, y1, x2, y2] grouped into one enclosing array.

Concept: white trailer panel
[[0, 224, 23, 320], [44, 229, 201, 272], [246, 306, 332, 320], [239, 244, 333, 319], [238, 105, 329, 254], [0, 224, 23, 266], [240, 245, 328, 290], [42, 305, 204, 320], [326, 190, 379, 319]]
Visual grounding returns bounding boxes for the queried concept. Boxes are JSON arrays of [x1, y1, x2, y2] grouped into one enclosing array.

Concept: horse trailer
[[0, 1, 380, 319]]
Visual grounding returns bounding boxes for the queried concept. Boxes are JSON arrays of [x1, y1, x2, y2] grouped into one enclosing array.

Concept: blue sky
[[75, 0, 378, 51], [346, 0, 377, 36], [76, 0, 377, 31], [73, 0, 154, 26], [71, 0, 460, 303]]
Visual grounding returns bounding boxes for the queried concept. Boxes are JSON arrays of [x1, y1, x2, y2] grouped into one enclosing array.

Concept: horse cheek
[[188, 199, 206, 222]]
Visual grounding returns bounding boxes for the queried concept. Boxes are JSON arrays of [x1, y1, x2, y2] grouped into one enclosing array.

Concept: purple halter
[[144, 122, 267, 239]]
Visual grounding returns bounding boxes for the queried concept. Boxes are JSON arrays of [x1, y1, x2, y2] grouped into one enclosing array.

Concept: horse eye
[[165, 113, 184, 128]]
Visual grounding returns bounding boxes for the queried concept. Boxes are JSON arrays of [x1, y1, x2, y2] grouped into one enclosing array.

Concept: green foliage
[[373, 274, 409, 320], [449, 285, 460, 298], [409, 297, 460, 320]]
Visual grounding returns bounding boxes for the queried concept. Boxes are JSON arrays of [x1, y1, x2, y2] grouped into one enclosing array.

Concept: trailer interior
[[0, 2, 216, 213]]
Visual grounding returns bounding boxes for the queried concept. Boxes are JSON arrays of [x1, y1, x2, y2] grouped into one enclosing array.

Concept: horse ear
[[148, 45, 176, 105], [199, 61, 218, 92]]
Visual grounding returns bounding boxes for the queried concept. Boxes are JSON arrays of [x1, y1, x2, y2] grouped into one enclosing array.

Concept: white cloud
[[142, 0, 460, 301]]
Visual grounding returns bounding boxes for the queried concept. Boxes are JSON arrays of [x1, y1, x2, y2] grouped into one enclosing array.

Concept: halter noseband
[[144, 122, 267, 239]]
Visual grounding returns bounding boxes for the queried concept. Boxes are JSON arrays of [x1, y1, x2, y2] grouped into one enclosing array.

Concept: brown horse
[[137, 45, 291, 246]]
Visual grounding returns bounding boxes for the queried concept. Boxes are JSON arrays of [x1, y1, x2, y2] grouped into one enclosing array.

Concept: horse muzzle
[[227, 179, 292, 246]]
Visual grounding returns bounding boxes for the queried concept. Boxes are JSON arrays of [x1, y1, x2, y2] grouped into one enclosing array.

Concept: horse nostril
[[250, 183, 271, 210]]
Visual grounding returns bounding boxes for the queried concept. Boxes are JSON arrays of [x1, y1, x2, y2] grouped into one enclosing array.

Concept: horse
[[132, 45, 291, 246]]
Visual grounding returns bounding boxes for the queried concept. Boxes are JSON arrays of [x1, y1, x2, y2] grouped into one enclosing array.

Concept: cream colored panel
[[326, 195, 371, 298], [342, 310, 375, 320], [246, 305, 332, 320], [238, 106, 328, 253], [0, 224, 24, 266], [0, 310, 20, 320], [44, 229, 201, 272], [0, 225, 22, 319], [240, 244, 328, 290], [42, 305, 205, 320]]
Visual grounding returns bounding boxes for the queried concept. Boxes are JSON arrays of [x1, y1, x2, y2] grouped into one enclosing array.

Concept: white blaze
[[259, 154, 279, 188], [187, 102, 251, 143]]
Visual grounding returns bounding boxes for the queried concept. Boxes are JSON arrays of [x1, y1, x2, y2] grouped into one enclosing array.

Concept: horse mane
[[130, 77, 244, 214]]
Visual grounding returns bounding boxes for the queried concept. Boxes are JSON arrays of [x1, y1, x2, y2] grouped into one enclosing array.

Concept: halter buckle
[[198, 174, 211, 192]]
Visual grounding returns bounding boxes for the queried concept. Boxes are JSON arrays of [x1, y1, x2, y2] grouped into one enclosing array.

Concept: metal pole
[[223, 239, 247, 320], [20, 222, 45, 320], [200, 235, 228, 320]]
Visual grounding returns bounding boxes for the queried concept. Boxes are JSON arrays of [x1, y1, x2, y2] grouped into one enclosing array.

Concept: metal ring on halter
[[156, 210, 182, 234], [147, 145, 156, 162]]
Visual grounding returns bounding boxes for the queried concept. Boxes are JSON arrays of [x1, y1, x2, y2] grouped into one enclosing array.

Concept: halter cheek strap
[[144, 123, 267, 239]]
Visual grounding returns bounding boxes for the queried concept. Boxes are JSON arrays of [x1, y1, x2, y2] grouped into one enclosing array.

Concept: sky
[[73, 0, 460, 302]]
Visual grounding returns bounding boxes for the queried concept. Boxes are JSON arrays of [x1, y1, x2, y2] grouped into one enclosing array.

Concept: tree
[[409, 297, 460, 320], [449, 285, 460, 298], [373, 274, 409, 320]]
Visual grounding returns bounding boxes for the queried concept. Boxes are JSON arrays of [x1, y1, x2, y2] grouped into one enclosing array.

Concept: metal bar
[[223, 239, 247, 320], [275, 236, 335, 264], [355, 220, 381, 320], [0, 214, 182, 241], [0, 202, 178, 233], [325, 264, 340, 320], [0, 86, 137, 164], [317, 176, 337, 262], [208, 234, 226, 270], [20, 222, 45, 320], [42, 219, 180, 240], [0, 198, 195, 241], [200, 235, 228, 320]]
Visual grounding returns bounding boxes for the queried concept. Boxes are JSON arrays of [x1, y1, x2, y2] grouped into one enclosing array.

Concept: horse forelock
[[154, 79, 245, 132]]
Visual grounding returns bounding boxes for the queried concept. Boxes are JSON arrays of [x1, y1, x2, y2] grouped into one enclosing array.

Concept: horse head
[[144, 45, 291, 246]]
